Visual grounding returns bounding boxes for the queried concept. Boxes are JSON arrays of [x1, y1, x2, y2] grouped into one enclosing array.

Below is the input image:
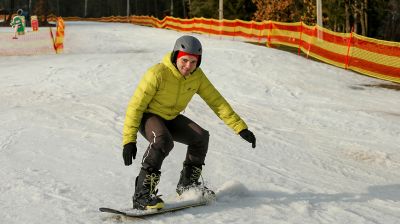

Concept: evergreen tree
[[377, 0, 399, 41], [189, 0, 256, 20], [224, 0, 257, 20], [190, 0, 218, 19]]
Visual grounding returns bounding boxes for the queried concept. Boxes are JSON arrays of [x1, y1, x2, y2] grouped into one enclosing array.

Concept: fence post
[[250, 20, 254, 42], [208, 18, 212, 39], [267, 21, 272, 47], [298, 20, 303, 56], [307, 26, 316, 59], [345, 27, 354, 69], [257, 21, 264, 44], [219, 19, 223, 40], [232, 19, 237, 41]]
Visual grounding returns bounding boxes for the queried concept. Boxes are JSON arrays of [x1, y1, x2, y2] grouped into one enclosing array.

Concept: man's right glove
[[239, 129, 256, 148], [123, 142, 137, 166]]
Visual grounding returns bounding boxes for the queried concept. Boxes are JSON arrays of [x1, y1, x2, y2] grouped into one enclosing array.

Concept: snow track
[[1, 22, 400, 224]]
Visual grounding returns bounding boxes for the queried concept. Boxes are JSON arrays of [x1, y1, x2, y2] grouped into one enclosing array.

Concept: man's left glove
[[123, 142, 137, 166], [239, 129, 256, 148]]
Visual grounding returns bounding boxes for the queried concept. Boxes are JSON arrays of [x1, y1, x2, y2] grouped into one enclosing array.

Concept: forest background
[[0, 0, 399, 41]]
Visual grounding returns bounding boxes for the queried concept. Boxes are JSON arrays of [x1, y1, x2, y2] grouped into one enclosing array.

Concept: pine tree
[[189, 0, 255, 20], [190, 0, 218, 19], [224, 0, 257, 20]]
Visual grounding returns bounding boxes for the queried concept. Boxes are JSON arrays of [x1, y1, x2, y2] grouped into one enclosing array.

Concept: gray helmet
[[17, 9, 23, 16], [171, 35, 202, 67]]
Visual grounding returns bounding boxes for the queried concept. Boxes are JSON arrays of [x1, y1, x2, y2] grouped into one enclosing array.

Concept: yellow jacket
[[123, 53, 248, 145]]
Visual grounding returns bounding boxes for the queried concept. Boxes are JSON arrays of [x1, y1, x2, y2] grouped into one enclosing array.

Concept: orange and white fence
[[127, 16, 400, 84]]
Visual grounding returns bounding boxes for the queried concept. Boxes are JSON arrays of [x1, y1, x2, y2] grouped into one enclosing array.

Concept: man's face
[[176, 55, 198, 76]]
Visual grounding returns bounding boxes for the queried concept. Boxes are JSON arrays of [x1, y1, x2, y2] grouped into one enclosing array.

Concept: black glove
[[239, 129, 256, 148], [123, 142, 137, 166]]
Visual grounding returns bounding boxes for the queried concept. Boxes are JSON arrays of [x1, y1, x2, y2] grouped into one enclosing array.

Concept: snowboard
[[99, 199, 209, 218]]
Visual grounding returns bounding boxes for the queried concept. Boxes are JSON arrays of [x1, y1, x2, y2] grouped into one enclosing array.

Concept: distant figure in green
[[10, 9, 26, 39]]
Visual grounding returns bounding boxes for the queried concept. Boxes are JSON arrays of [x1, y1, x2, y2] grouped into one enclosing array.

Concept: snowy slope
[[1, 21, 400, 224]]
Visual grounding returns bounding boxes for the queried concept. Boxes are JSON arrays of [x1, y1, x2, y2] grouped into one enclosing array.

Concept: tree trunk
[[352, 0, 361, 34], [364, 0, 368, 35], [360, 0, 366, 35], [5, 0, 14, 24], [353, 12, 358, 34], [344, 0, 350, 32]]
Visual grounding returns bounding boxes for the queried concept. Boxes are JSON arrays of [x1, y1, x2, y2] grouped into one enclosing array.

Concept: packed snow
[[1, 21, 400, 224]]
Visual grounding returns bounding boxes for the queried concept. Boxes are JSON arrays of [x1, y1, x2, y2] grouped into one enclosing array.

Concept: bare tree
[[344, 0, 351, 32], [33, 0, 50, 25]]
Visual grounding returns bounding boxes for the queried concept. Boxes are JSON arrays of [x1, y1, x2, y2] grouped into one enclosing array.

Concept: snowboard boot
[[176, 163, 215, 197], [132, 168, 164, 210]]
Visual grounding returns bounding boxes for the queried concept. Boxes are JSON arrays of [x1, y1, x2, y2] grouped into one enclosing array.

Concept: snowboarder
[[122, 35, 256, 210]]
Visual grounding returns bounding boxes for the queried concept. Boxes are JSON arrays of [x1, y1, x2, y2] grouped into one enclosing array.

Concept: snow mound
[[216, 180, 250, 202], [178, 188, 208, 201]]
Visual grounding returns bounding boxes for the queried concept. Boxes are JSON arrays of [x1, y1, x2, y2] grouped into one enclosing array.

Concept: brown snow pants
[[139, 113, 210, 171]]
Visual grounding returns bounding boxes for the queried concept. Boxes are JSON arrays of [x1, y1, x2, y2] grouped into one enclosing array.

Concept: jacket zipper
[[173, 78, 183, 114]]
